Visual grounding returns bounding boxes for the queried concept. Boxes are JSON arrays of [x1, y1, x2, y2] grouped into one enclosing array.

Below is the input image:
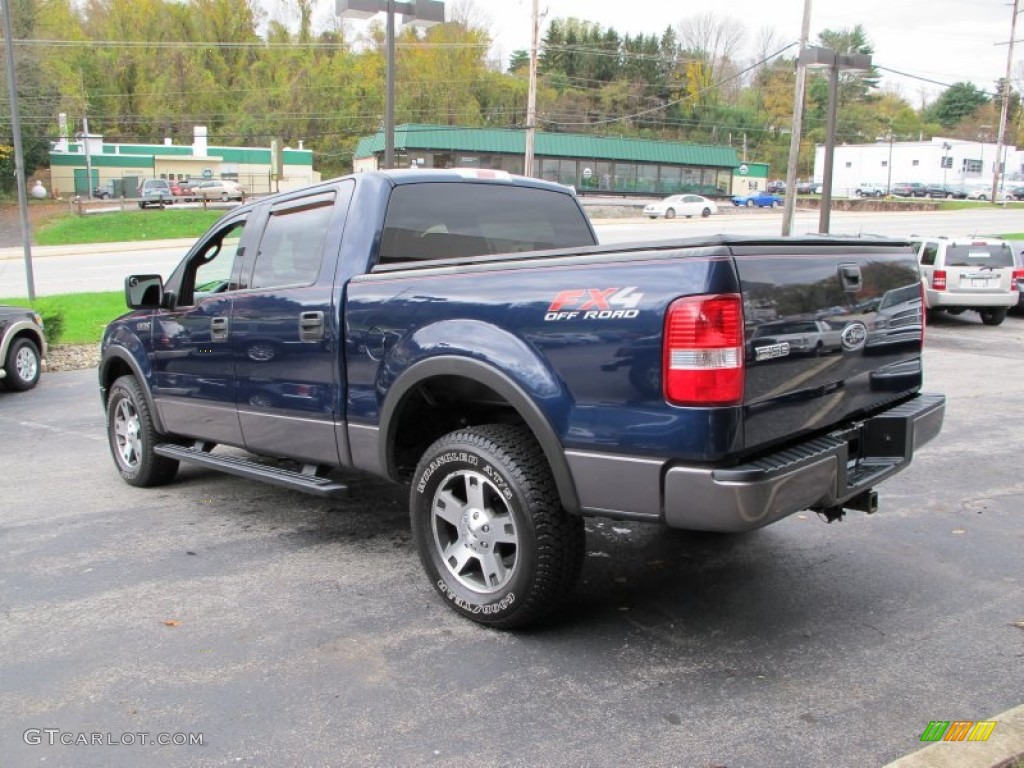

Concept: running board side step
[[154, 442, 348, 498]]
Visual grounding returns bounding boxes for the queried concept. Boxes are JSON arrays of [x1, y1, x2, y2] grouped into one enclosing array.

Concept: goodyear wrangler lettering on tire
[[410, 424, 585, 629], [415, 451, 478, 493], [436, 580, 516, 614]]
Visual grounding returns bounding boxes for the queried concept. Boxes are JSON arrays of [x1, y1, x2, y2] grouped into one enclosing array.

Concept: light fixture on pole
[[799, 46, 872, 234], [336, 0, 445, 170]]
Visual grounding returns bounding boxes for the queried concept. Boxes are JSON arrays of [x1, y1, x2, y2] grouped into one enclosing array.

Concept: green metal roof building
[[354, 124, 743, 197]]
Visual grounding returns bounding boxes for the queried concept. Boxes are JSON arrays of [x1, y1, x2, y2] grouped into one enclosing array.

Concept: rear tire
[[3, 337, 41, 391], [745, 199, 755, 208], [106, 375, 179, 487], [410, 424, 585, 629], [979, 307, 1007, 326], [665, 208, 675, 219]]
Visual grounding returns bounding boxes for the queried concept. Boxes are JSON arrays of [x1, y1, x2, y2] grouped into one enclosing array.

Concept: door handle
[[210, 316, 229, 340], [837, 263, 862, 293], [299, 311, 325, 341]]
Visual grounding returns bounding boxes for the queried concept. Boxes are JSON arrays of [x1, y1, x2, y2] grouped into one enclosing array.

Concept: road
[[1, 206, 1022, 297], [0, 310, 1021, 766]]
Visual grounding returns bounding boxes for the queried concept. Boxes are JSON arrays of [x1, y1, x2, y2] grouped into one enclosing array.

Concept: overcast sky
[[474, 0, 1021, 104]]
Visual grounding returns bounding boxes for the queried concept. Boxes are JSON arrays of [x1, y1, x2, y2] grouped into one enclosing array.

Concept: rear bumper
[[565, 393, 945, 532], [925, 290, 1016, 309], [661, 393, 945, 532]]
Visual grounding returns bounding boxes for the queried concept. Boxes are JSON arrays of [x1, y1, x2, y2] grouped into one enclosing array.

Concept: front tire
[[3, 337, 41, 391], [979, 307, 1007, 326], [701, 207, 711, 217], [665, 208, 675, 219], [745, 199, 755, 208], [410, 424, 585, 629], [106, 375, 179, 487]]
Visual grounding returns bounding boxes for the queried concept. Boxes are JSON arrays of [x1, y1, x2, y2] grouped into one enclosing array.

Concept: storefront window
[[614, 163, 637, 193], [659, 166, 682, 194], [558, 159, 578, 187], [540, 158, 559, 182]]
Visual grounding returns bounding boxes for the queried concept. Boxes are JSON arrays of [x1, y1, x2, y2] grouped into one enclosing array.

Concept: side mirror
[[125, 274, 164, 309]]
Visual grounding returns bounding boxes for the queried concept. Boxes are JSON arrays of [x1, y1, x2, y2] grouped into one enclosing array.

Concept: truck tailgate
[[731, 239, 924, 453]]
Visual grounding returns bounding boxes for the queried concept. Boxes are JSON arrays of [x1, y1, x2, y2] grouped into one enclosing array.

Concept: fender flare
[[379, 355, 581, 515], [99, 346, 166, 434]]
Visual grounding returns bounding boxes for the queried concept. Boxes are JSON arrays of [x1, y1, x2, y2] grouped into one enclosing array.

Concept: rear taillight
[[1012, 269, 1024, 292], [663, 294, 744, 406], [932, 270, 947, 291]]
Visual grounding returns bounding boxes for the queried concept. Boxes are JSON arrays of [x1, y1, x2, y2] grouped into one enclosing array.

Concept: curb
[[884, 703, 1024, 768]]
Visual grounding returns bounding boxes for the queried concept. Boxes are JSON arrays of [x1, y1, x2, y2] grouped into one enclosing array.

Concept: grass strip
[[35, 209, 224, 246]]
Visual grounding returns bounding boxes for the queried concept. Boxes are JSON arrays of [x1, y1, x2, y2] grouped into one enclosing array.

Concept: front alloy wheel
[[106, 375, 179, 487]]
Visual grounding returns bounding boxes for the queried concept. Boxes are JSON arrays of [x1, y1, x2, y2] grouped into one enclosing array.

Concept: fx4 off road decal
[[544, 287, 644, 321]]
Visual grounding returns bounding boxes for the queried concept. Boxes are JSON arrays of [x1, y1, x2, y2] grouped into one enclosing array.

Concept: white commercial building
[[813, 137, 1023, 197]]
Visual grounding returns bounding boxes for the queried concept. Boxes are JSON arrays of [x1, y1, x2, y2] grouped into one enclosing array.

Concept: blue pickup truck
[[99, 170, 945, 627]]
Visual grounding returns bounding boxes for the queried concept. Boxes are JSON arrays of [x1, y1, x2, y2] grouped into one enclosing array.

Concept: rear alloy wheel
[[410, 424, 584, 628], [106, 375, 179, 487], [745, 199, 755, 208], [979, 307, 1007, 326], [2, 337, 41, 391], [771, 200, 780, 208]]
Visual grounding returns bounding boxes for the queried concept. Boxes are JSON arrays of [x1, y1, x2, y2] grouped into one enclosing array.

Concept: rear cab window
[[377, 182, 595, 266]]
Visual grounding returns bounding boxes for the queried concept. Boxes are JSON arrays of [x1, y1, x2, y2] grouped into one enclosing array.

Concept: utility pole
[[781, 0, 812, 236], [524, 0, 539, 178], [991, 0, 1020, 204], [1, 0, 35, 300], [83, 116, 93, 199]]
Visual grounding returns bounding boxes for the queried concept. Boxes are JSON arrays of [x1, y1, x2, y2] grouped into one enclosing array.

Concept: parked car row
[[109, 178, 248, 208]]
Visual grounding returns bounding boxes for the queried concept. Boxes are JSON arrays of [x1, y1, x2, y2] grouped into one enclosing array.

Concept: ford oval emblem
[[841, 322, 868, 351]]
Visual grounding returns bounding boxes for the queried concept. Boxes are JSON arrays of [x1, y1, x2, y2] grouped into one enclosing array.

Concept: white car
[[190, 179, 245, 201], [643, 194, 717, 219], [963, 185, 1007, 202]]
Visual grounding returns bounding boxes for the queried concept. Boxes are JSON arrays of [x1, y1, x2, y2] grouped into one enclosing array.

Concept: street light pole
[[336, 0, 445, 170], [799, 47, 872, 234], [1, 0, 35, 300]]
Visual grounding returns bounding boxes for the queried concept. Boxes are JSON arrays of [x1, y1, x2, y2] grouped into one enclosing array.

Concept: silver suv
[[136, 178, 175, 209], [912, 236, 1021, 325]]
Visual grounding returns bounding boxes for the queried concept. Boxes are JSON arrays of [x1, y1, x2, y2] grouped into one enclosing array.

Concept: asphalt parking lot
[[1, 311, 1022, 768]]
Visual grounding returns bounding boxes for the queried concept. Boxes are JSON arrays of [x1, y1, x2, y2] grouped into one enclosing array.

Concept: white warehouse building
[[813, 137, 1023, 197]]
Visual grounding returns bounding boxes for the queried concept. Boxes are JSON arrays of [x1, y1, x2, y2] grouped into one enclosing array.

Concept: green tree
[[928, 82, 990, 129]]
